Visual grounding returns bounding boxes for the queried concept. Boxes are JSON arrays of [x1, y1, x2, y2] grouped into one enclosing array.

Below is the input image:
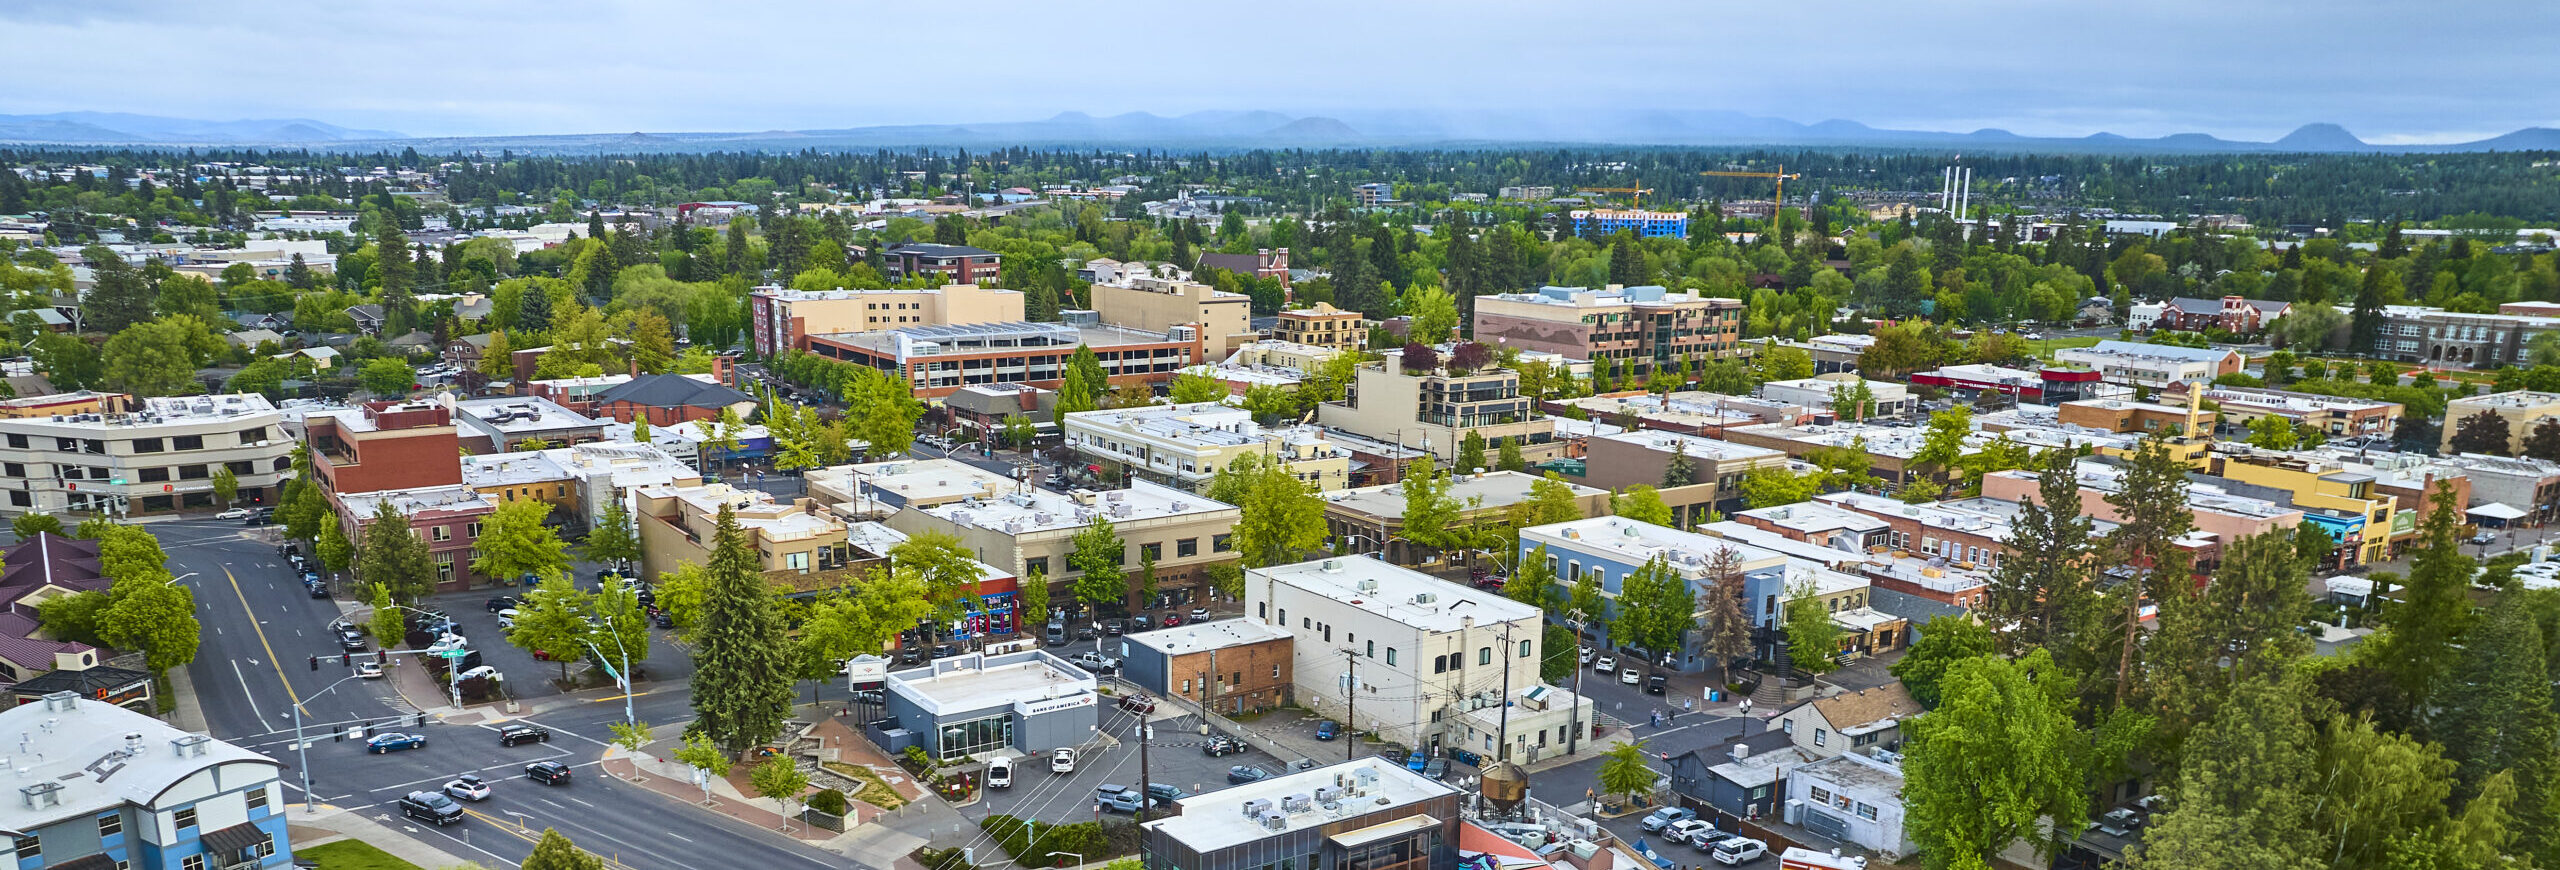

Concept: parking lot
[[976, 699, 1297, 824]]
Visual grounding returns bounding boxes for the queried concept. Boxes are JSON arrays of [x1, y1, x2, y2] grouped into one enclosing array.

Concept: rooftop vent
[[39, 692, 76, 713], [19, 781, 59, 810]]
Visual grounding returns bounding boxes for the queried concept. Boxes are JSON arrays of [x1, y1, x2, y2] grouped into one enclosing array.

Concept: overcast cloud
[[4, 0, 2553, 143]]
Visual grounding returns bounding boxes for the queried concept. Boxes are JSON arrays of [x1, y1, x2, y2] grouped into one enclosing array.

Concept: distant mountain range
[[4, 108, 2556, 154]]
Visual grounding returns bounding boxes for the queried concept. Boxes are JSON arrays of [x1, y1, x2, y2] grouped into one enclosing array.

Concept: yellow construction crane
[[1577, 186, 1655, 208], [1699, 165, 1802, 210]]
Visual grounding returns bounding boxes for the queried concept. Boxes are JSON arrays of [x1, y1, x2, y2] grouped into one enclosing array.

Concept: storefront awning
[[2469, 503, 2529, 521]]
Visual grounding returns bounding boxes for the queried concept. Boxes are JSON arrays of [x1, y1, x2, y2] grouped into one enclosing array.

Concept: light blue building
[[0, 693, 289, 870], [1569, 208, 1689, 239], [1518, 516, 1867, 672]]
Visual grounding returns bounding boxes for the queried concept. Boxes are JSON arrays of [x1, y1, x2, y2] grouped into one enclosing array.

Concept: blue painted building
[[1569, 208, 1689, 239], [1517, 517, 1803, 672], [0, 693, 289, 870]]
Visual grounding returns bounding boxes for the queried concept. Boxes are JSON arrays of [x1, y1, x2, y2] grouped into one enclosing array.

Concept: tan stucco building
[[1317, 349, 1559, 462], [1271, 302, 1367, 351], [633, 482, 857, 593], [748, 283, 1027, 356], [886, 481, 1241, 611], [1091, 276, 1257, 359]]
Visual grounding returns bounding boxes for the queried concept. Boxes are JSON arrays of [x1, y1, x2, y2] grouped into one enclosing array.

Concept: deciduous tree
[[471, 499, 570, 586], [1206, 453, 1326, 569], [1890, 616, 1997, 709], [1068, 516, 1127, 611], [1783, 581, 1841, 677], [1904, 650, 2107, 870], [2448, 409, 2513, 456], [354, 501, 436, 603], [584, 501, 639, 570]]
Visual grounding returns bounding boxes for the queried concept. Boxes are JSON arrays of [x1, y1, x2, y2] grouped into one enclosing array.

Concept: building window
[[1433, 655, 1447, 674], [1808, 786, 1832, 805], [3, 434, 21, 449], [98, 813, 121, 837], [1856, 801, 1878, 821], [131, 438, 165, 454], [1140, 542, 1162, 561], [1177, 538, 1198, 557], [6, 492, 22, 508], [786, 552, 809, 572], [1365, 640, 1375, 658], [432, 526, 451, 542], [1519, 640, 1532, 658], [12, 835, 35, 860], [175, 807, 197, 829], [1026, 557, 1049, 577], [140, 467, 170, 482], [1212, 534, 1232, 552], [183, 856, 204, 870], [246, 787, 268, 812], [179, 465, 210, 480], [1783, 719, 1795, 734], [1814, 728, 1828, 746], [467, 522, 483, 538], [1479, 647, 1492, 665], [172, 435, 204, 451], [1385, 648, 1397, 666]]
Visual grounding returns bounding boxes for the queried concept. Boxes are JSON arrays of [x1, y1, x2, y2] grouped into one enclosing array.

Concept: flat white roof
[[1124, 618, 1293, 655], [0, 697, 277, 831], [918, 479, 1236, 534], [1324, 471, 1602, 520], [1595, 429, 1788, 462], [885, 650, 1094, 716], [1251, 557, 1539, 633], [1145, 757, 1459, 853], [454, 396, 597, 433], [1523, 516, 1788, 577]]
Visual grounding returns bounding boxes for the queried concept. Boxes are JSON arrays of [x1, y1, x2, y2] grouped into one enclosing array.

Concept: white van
[[986, 757, 1012, 788]]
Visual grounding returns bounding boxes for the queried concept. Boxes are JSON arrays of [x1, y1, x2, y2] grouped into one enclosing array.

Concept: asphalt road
[[165, 519, 846, 870]]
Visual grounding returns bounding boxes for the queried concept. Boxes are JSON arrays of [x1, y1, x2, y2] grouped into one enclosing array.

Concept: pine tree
[[1983, 450, 2098, 658], [2383, 482, 2477, 716], [689, 506, 795, 758], [2350, 263, 2390, 353], [1661, 440, 1698, 487], [2148, 529, 2312, 740], [517, 282, 554, 334], [2435, 599, 2560, 863], [2101, 434, 2192, 708]]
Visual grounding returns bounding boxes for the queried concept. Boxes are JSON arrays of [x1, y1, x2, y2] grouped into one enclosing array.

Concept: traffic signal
[[339, 654, 352, 666], [308, 655, 318, 671], [375, 651, 387, 665]]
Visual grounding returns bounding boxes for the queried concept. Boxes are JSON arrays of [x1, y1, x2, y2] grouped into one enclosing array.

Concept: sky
[[5, 0, 2555, 144]]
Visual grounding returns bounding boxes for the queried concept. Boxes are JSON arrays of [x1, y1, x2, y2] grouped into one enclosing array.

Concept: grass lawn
[[298, 840, 424, 870], [821, 761, 908, 810]]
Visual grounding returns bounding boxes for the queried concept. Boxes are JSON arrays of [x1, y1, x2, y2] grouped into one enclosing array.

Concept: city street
[[162, 518, 846, 870]]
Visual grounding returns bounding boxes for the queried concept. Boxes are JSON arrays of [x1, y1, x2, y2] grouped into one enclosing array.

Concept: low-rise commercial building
[[0, 693, 291, 870], [809, 458, 1020, 515], [879, 649, 1095, 762], [1470, 285, 1743, 375], [2171, 383, 2401, 438], [2445, 452, 2560, 525], [1758, 375, 1915, 420], [1563, 430, 1790, 521], [1118, 618, 1294, 716], [1517, 517, 1786, 671], [1907, 363, 2112, 406], [804, 321, 1206, 400], [1138, 758, 1462, 870], [588, 374, 758, 427], [1544, 391, 1808, 435], [1774, 684, 1923, 761], [883, 243, 1001, 285], [633, 483, 855, 593], [1452, 684, 1594, 767], [2052, 340, 2246, 389], [335, 485, 497, 592], [452, 396, 604, 453], [1787, 754, 1915, 860], [890, 481, 1240, 612], [0, 392, 292, 517], [1324, 471, 1607, 567], [943, 383, 1056, 443], [1568, 209, 1688, 238], [1065, 402, 1351, 492], [1244, 557, 1544, 754], [2205, 447, 2397, 566]]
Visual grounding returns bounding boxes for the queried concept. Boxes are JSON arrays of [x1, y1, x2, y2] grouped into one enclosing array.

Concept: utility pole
[[1568, 610, 1586, 758], [1493, 623, 1513, 762], [1343, 648, 1360, 762]]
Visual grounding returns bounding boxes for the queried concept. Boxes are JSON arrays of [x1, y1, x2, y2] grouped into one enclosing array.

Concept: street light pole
[[290, 674, 366, 812]]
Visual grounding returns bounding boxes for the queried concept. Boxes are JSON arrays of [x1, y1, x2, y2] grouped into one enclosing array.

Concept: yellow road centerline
[[223, 566, 304, 713]]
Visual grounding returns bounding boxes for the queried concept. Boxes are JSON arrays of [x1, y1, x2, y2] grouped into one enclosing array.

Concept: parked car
[[1315, 720, 1339, 740], [525, 761, 572, 785], [1190, 608, 1210, 621], [215, 508, 254, 520], [1072, 652, 1122, 674], [1405, 752, 1426, 772], [1594, 656, 1616, 674], [1227, 765, 1270, 784], [1118, 694, 1157, 715], [1579, 647, 1595, 665], [1096, 785, 1157, 813], [367, 733, 427, 754], [1102, 619, 1126, 636], [496, 608, 520, 629], [486, 595, 519, 612], [1620, 667, 1642, 686], [1422, 758, 1448, 779], [1710, 838, 1767, 865], [986, 758, 1012, 789], [398, 791, 465, 825], [2472, 532, 2498, 545], [1641, 807, 1698, 832], [1051, 747, 1077, 774], [1145, 783, 1186, 803], [498, 724, 552, 747], [1203, 736, 1244, 757], [443, 774, 491, 802], [1162, 614, 1183, 627], [1646, 673, 1667, 695], [306, 580, 331, 599], [1665, 819, 1716, 845]]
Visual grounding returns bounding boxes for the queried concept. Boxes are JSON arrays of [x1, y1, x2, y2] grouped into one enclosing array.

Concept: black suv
[[398, 791, 465, 825], [498, 724, 552, 747], [1202, 736, 1244, 757], [525, 761, 572, 785]]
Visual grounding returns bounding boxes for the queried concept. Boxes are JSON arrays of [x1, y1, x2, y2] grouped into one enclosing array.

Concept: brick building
[[1119, 618, 1294, 716]]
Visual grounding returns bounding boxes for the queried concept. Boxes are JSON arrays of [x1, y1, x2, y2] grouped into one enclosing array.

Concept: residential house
[[1773, 684, 1923, 760]]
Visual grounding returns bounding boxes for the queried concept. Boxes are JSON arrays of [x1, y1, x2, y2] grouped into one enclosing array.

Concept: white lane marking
[[231, 660, 266, 720]]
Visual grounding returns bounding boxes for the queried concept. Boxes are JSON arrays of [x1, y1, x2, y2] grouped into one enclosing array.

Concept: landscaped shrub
[[807, 788, 848, 816]]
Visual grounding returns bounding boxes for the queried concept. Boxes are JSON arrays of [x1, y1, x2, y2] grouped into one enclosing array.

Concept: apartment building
[[882, 243, 1000, 285], [1519, 516, 1791, 669], [887, 480, 1241, 611], [748, 282, 1027, 356], [2442, 391, 2560, 455], [0, 392, 291, 517], [633, 482, 856, 594], [1317, 349, 1558, 463], [1470, 285, 1745, 375], [1091, 276, 1258, 359], [1352, 182, 1394, 207], [1063, 402, 1352, 491], [1569, 208, 1689, 239], [2168, 383, 2401, 438], [1270, 302, 1367, 351], [1224, 339, 1341, 375], [1497, 185, 1556, 201], [0, 694, 292, 870], [1563, 430, 1790, 521], [2052, 340, 2245, 388], [1324, 471, 1608, 567], [803, 321, 1205, 400], [1245, 557, 1546, 753]]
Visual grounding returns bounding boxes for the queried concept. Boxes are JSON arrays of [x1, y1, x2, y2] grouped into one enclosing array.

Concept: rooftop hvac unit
[[1568, 841, 1600, 861], [1412, 592, 1435, 605], [1242, 798, 1274, 818], [1354, 767, 1379, 788], [1282, 793, 1313, 813], [1315, 786, 1342, 803], [1261, 811, 1288, 831], [1356, 579, 1379, 594]]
